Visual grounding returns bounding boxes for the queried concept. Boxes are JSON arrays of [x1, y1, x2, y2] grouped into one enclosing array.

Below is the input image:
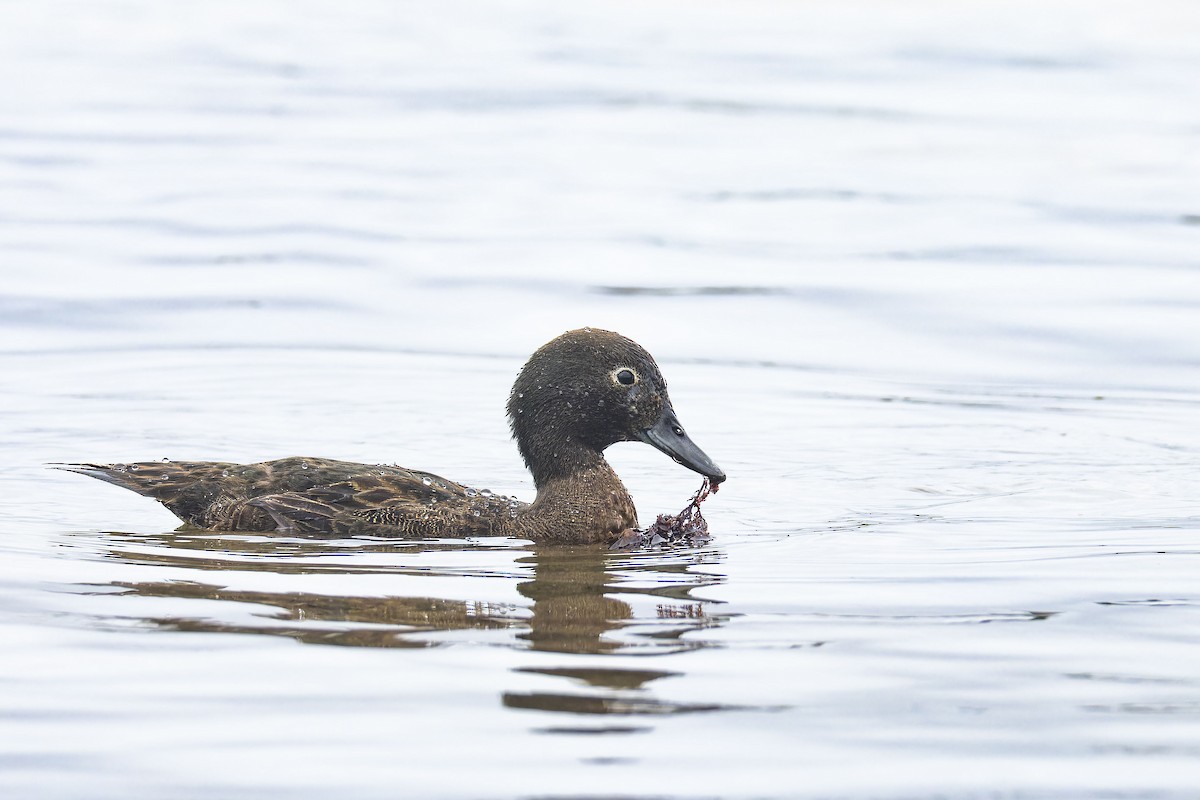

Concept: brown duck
[[57, 328, 726, 544]]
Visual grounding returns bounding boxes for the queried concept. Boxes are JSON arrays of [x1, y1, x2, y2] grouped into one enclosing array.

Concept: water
[[2, 0, 1200, 797]]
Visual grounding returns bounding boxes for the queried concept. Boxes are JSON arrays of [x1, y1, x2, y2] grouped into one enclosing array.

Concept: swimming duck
[[56, 328, 725, 544]]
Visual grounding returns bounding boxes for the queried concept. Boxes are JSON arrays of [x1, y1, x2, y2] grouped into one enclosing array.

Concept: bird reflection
[[72, 530, 729, 721], [515, 545, 633, 654], [75, 531, 724, 655]]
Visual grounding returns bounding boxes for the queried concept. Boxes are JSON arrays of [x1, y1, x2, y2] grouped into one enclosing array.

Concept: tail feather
[[50, 461, 244, 529], [49, 462, 159, 496]]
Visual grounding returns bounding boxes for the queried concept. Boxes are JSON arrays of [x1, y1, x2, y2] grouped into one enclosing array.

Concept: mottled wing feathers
[[247, 492, 343, 534], [56, 457, 523, 537], [250, 473, 515, 537]]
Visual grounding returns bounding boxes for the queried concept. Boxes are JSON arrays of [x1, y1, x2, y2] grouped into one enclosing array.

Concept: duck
[[56, 328, 726, 544]]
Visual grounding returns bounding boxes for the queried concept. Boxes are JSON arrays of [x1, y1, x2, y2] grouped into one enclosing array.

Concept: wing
[[246, 473, 518, 537]]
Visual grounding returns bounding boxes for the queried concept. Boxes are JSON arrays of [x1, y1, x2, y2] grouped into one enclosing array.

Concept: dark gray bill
[[637, 408, 726, 484]]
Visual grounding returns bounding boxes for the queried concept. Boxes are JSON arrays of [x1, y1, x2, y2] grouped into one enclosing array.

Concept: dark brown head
[[507, 328, 725, 487]]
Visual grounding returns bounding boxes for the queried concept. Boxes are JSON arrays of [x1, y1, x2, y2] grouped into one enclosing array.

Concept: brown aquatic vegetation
[[611, 479, 719, 550], [54, 329, 725, 547]]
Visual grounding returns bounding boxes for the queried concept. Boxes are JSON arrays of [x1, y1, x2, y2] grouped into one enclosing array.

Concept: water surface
[[2, 1, 1199, 798]]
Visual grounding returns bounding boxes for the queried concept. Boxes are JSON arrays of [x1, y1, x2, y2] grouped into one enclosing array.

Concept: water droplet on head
[[480, 489, 493, 498], [518, 392, 524, 399], [466, 488, 478, 497], [422, 477, 432, 486], [129, 465, 139, 471], [161, 474, 169, 481], [472, 510, 480, 517], [300, 462, 309, 470]]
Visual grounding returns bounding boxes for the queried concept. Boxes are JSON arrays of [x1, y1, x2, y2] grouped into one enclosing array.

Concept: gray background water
[[2, 1, 1198, 798]]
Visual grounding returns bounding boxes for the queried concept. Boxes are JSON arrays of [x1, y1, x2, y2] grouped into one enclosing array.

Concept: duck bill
[[637, 408, 726, 484]]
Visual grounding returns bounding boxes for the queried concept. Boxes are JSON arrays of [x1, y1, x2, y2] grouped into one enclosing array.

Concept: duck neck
[[512, 419, 638, 542], [516, 439, 638, 544], [523, 433, 609, 489]]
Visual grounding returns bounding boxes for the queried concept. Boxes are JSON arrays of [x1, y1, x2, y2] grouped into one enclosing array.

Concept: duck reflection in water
[[78, 532, 728, 719]]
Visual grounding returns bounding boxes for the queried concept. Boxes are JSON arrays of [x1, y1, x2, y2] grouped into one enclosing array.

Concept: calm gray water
[[2, 1, 1199, 798]]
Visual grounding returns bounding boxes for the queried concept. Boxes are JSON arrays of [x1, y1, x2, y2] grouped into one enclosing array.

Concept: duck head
[[508, 328, 726, 487]]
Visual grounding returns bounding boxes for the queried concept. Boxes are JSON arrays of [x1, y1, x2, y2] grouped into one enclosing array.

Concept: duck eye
[[614, 368, 637, 386]]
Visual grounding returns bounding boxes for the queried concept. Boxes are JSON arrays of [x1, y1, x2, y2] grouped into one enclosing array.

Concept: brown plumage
[[55, 328, 725, 544]]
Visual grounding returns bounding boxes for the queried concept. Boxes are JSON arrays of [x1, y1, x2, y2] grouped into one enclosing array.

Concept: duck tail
[[49, 462, 162, 496]]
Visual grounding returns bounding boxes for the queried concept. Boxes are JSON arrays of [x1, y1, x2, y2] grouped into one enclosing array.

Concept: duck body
[[57, 329, 724, 544]]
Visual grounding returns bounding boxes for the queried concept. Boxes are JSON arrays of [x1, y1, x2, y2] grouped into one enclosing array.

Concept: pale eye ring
[[613, 367, 637, 386]]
